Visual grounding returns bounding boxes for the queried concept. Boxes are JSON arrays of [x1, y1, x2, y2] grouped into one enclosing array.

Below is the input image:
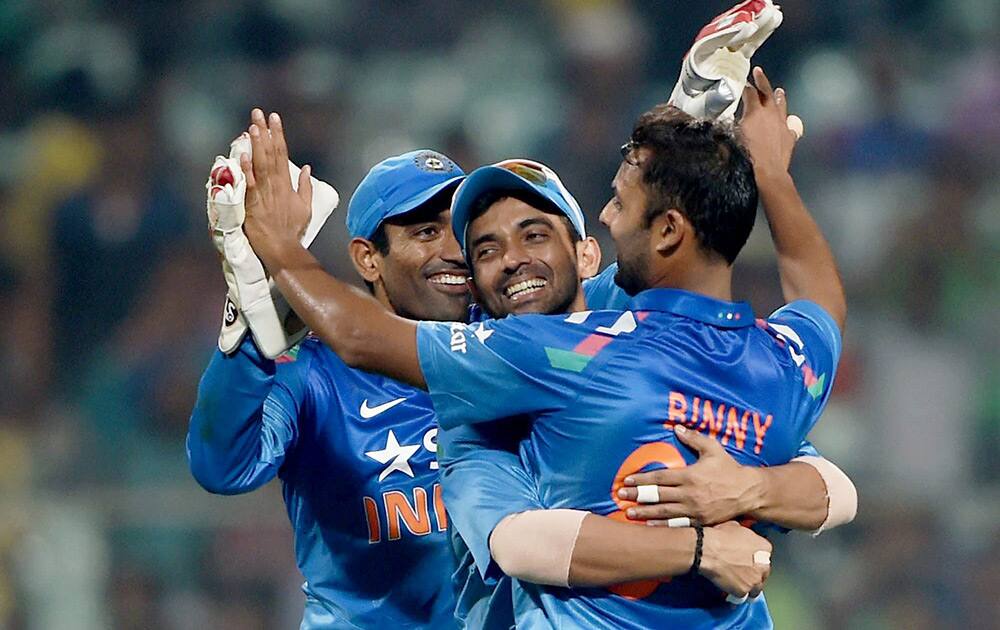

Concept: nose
[[439, 229, 467, 268], [501, 239, 531, 274], [599, 201, 612, 227]]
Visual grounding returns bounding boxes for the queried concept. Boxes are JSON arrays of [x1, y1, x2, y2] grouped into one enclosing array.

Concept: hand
[[618, 425, 764, 525], [240, 109, 313, 264], [700, 521, 772, 600], [738, 67, 799, 179]]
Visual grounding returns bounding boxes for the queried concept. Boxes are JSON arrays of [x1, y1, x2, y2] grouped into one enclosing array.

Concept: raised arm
[[237, 109, 426, 388], [739, 67, 847, 330]]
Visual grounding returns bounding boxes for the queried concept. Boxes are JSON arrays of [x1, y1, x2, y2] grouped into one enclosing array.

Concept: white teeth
[[429, 274, 467, 286], [505, 278, 547, 300]]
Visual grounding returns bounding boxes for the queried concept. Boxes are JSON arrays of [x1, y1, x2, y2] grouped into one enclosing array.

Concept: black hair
[[626, 104, 758, 264], [465, 189, 582, 247]]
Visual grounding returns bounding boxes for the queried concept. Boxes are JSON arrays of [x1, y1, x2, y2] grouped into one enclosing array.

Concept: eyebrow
[[471, 216, 557, 250], [470, 231, 497, 250], [519, 217, 555, 231]]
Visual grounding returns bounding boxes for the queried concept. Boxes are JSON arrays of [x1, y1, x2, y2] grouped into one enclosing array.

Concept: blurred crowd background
[[0, 0, 997, 628]]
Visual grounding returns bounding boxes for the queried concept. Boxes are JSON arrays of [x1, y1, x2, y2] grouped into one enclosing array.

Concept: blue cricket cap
[[450, 158, 587, 257], [346, 150, 465, 239]]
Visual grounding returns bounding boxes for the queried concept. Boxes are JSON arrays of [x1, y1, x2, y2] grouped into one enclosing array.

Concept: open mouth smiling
[[504, 277, 548, 302]]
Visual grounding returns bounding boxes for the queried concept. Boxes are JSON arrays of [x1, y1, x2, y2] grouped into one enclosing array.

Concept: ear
[[575, 236, 602, 279], [653, 209, 686, 255], [348, 237, 382, 285]]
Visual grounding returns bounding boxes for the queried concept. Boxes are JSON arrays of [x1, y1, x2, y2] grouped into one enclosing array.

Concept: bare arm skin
[[740, 67, 847, 330], [238, 109, 426, 388], [566, 514, 698, 587], [490, 509, 772, 598], [570, 516, 775, 598], [617, 426, 833, 531]]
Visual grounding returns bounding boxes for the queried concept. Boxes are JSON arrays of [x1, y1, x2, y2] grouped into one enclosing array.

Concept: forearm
[[744, 461, 828, 531], [490, 510, 695, 587], [570, 514, 696, 586], [257, 237, 425, 388], [757, 171, 846, 329]]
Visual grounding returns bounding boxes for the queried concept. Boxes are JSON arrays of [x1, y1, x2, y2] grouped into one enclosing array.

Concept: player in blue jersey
[[188, 149, 472, 628], [188, 138, 838, 630], [234, 66, 842, 622]]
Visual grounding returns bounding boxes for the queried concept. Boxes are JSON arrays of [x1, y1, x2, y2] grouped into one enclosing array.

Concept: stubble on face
[[605, 156, 654, 297], [467, 198, 582, 319], [378, 208, 471, 322]]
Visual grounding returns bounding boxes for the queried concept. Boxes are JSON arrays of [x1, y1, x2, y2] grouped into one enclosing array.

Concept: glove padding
[[207, 134, 339, 358], [669, 0, 783, 121]]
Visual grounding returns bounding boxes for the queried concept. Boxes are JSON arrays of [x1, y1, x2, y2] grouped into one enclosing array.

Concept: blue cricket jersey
[[187, 336, 455, 629], [421, 288, 841, 629], [441, 266, 628, 629]]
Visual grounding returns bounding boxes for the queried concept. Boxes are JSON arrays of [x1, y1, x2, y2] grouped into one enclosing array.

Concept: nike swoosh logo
[[360, 397, 407, 419]]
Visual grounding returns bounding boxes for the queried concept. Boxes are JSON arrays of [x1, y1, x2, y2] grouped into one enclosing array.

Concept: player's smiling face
[[377, 204, 471, 322], [600, 150, 655, 296], [467, 197, 587, 318]]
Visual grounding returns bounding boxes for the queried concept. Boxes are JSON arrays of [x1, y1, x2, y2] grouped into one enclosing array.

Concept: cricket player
[[236, 67, 847, 628], [189, 144, 846, 630], [188, 149, 472, 628]]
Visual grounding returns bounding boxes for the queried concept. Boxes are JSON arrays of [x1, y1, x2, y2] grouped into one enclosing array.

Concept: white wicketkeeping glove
[[669, 0, 783, 121], [207, 134, 339, 359]]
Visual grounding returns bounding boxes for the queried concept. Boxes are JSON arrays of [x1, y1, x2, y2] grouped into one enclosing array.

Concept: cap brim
[[451, 167, 562, 252], [379, 175, 465, 226]]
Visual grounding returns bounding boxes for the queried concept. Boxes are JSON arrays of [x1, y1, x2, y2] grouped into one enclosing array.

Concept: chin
[[423, 296, 471, 323]]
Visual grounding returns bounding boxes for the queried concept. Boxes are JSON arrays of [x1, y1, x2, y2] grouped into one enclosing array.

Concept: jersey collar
[[626, 288, 754, 328]]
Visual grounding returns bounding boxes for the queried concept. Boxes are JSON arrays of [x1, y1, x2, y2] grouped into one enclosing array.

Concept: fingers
[[646, 517, 693, 528], [618, 483, 683, 503], [240, 154, 257, 194], [624, 501, 690, 521], [774, 87, 788, 118], [298, 164, 314, 205], [249, 109, 272, 185], [786, 114, 804, 140], [268, 112, 289, 174], [752, 66, 773, 100], [674, 424, 722, 455], [623, 468, 686, 488], [742, 83, 762, 115]]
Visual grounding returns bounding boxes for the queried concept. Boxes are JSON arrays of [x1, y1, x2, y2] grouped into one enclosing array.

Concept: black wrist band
[[690, 524, 704, 575]]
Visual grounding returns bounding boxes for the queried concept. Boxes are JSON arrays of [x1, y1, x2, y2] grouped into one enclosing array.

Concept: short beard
[[614, 249, 649, 297]]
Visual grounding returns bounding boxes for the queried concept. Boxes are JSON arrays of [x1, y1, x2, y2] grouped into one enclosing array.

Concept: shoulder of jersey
[[275, 334, 323, 365]]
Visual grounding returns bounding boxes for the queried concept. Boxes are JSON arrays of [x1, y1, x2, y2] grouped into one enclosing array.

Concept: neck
[[567, 284, 589, 313], [649, 258, 733, 302], [373, 283, 396, 313]]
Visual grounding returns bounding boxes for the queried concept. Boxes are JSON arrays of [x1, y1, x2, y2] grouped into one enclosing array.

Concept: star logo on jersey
[[360, 397, 406, 419], [473, 322, 493, 344], [365, 430, 421, 481]]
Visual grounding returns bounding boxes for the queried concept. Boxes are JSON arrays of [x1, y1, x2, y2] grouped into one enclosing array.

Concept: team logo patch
[[414, 151, 456, 173], [223, 297, 238, 326]]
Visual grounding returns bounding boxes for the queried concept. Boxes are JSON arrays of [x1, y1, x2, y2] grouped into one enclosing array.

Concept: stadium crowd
[[0, 0, 997, 627]]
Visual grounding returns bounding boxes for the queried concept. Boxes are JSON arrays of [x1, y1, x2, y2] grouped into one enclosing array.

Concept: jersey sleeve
[[793, 439, 820, 458], [439, 420, 539, 582], [416, 314, 595, 430], [582, 263, 630, 310], [766, 300, 842, 414], [186, 336, 311, 494]]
